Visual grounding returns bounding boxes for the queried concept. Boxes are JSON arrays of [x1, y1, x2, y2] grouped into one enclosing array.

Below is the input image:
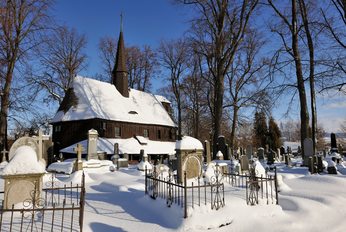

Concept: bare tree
[[183, 0, 259, 156], [0, 0, 51, 149], [159, 39, 189, 139], [320, 0, 346, 92], [31, 25, 87, 104], [224, 28, 271, 149], [268, 0, 313, 163]]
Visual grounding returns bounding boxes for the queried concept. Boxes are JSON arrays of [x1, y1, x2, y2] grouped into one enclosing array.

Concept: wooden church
[[51, 26, 177, 155]]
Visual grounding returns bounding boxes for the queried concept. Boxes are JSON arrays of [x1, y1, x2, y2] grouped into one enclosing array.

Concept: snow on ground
[[59, 160, 346, 232], [1, 158, 346, 231]]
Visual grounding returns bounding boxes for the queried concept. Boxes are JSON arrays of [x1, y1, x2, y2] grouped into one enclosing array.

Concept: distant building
[[51, 25, 177, 157]]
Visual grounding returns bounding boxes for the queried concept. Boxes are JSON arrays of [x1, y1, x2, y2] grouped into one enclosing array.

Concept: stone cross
[[1, 148, 8, 162], [74, 143, 83, 161], [33, 129, 49, 161], [73, 143, 83, 171]]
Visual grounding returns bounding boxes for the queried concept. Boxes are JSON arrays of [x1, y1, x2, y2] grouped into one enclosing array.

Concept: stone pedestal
[[3, 173, 44, 209], [87, 129, 98, 160]]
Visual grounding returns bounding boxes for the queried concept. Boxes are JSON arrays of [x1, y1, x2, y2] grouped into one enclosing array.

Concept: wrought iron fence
[[145, 166, 225, 218], [0, 173, 85, 232], [223, 167, 279, 205]]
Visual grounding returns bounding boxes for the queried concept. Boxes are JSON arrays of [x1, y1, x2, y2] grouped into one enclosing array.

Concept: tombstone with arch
[[176, 136, 204, 183]]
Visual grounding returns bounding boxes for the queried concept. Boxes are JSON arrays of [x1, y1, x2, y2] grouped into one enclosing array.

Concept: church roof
[[52, 76, 176, 127]]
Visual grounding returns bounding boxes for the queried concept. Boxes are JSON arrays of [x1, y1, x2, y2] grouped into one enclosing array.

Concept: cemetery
[[1, 1, 346, 231], [0, 129, 344, 231]]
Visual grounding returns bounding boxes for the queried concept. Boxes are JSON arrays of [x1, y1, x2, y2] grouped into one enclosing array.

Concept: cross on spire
[[120, 12, 123, 32]]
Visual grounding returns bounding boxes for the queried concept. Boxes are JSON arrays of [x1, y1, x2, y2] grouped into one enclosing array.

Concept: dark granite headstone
[[267, 150, 274, 165], [217, 136, 228, 160], [280, 146, 285, 156], [317, 156, 323, 173], [331, 133, 337, 152]]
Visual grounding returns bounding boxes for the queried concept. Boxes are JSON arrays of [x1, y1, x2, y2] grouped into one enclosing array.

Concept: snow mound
[[47, 160, 74, 174], [2, 146, 45, 175], [176, 136, 203, 150], [67, 170, 93, 184]]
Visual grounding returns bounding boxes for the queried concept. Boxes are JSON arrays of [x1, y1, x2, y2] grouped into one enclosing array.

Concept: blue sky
[[52, 0, 191, 76], [51, 0, 346, 133]]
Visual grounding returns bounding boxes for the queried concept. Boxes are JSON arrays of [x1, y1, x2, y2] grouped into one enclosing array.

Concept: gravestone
[[111, 143, 120, 170], [246, 145, 252, 160], [316, 156, 323, 173], [216, 151, 224, 160], [73, 143, 83, 171], [2, 146, 45, 209], [137, 149, 152, 171], [176, 136, 203, 183], [303, 138, 314, 166], [267, 150, 274, 165], [280, 146, 285, 156], [330, 133, 338, 152], [1, 148, 8, 162], [240, 155, 249, 173], [217, 136, 228, 160], [118, 153, 129, 168], [258, 147, 264, 160], [9, 137, 39, 161], [87, 129, 98, 160], [204, 140, 212, 163]]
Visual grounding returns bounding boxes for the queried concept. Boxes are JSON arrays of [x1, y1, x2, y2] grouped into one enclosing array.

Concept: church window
[[157, 130, 161, 139], [115, 127, 121, 137], [143, 129, 149, 138]]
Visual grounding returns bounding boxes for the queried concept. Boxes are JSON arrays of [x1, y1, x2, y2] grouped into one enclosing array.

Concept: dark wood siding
[[52, 118, 176, 154]]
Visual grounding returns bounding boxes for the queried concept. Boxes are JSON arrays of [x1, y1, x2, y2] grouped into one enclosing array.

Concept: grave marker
[[87, 129, 98, 160], [303, 138, 314, 166], [204, 140, 212, 163], [258, 147, 264, 160], [240, 155, 249, 173], [246, 145, 252, 160], [73, 143, 83, 171], [330, 133, 338, 152]]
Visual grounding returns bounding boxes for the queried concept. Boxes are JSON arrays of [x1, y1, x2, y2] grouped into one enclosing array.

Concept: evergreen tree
[[268, 117, 282, 150], [253, 111, 268, 148]]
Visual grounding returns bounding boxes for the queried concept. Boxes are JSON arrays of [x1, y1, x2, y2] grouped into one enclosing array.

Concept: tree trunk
[[299, 0, 316, 154], [213, 72, 225, 159], [230, 104, 238, 150], [292, 0, 310, 161]]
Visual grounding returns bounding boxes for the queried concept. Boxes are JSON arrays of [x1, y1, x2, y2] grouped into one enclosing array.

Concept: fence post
[[145, 167, 148, 195], [79, 172, 85, 232], [184, 171, 187, 219], [274, 167, 279, 205]]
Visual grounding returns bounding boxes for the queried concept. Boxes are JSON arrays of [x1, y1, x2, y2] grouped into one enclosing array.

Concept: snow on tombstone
[[137, 149, 152, 171], [175, 136, 204, 183], [2, 145, 45, 209]]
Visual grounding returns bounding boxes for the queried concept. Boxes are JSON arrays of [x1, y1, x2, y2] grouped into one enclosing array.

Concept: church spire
[[112, 13, 129, 97]]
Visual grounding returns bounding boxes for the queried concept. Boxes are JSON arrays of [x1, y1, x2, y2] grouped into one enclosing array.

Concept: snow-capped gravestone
[[176, 136, 204, 183], [216, 150, 224, 160], [2, 146, 45, 209], [137, 149, 152, 171], [87, 129, 98, 160]]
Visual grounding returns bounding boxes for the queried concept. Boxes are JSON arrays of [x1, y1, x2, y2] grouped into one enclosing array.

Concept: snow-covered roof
[[52, 76, 176, 127], [60, 137, 176, 155], [154, 95, 171, 104]]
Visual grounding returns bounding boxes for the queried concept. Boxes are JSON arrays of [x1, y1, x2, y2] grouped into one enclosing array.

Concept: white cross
[[74, 143, 83, 161]]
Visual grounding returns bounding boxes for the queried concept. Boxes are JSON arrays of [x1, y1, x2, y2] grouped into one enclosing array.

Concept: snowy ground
[[1, 159, 346, 232]]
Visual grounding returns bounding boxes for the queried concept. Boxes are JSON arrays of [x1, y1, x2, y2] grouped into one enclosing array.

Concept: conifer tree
[[253, 111, 268, 148], [268, 117, 282, 150]]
